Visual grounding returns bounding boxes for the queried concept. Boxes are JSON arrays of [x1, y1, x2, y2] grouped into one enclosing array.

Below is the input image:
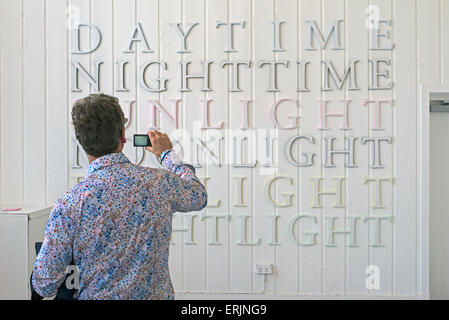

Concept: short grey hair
[[71, 93, 125, 157]]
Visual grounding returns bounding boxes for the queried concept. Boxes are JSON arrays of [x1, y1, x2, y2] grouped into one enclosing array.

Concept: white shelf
[[0, 205, 52, 299], [0, 204, 52, 219]]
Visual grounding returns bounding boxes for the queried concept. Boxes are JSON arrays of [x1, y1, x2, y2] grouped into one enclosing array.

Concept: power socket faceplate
[[255, 264, 273, 274]]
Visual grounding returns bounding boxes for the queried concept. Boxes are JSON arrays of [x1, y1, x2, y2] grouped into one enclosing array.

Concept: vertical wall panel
[[68, 0, 92, 187], [23, 0, 46, 205], [252, 0, 277, 295], [368, 0, 394, 295], [205, 0, 230, 293], [442, 0, 449, 85], [416, 0, 441, 295], [392, 0, 417, 295], [158, 0, 184, 292], [113, 0, 137, 171], [345, 0, 369, 295], [136, 0, 159, 166], [91, 0, 113, 95], [298, 0, 323, 294], [417, 0, 441, 85], [46, 0, 69, 204], [228, 0, 253, 293], [321, 0, 346, 295], [182, 0, 207, 293], [0, 0, 24, 205], [274, 0, 300, 295], [0, 12, 1, 205]]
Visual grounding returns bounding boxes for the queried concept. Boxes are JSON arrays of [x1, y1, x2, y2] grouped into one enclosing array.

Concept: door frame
[[418, 84, 449, 299]]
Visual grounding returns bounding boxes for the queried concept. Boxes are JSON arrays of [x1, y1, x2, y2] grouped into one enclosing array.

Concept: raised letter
[[305, 20, 344, 50], [323, 136, 357, 168], [180, 60, 213, 92], [369, 20, 395, 50], [322, 60, 360, 91], [264, 175, 295, 207], [233, 176, 247, 207], [325, 216, 360, 247], [70, 24, 101, 54], [124, 23, 153, 53], [364, 100, 394, 130], [361, 136, 392, 169], [258, 60, 289, 92], [169, 22, 199, 53], [201, 214, 228, 245], [71, 61, 103, 92], [368, 59, 392, 90], [199, 177, 221, 208], [318, 99, 351, 130], [220, 61, 251, 92], [272, 21, 285, 52], [363, 177, 394, 209], [232, 131, 257, 167], [284, 135, 315, 167], [216, 21, 246, 52], [297, 60, 311, 92], [238, 99, 252, 130], [364, 215, 394, 247], [201, 99, 224, 129], [148, 99, 180, 130], [171, 213, 198, 245], [267, 215, 280, 245], [115, 61, 129, 92], [269, 98, 300, 129], [236, 215, 261, 245], [311, 177, 345, 208], [140, 61, 168, 92], [289, 215, 318, 246]]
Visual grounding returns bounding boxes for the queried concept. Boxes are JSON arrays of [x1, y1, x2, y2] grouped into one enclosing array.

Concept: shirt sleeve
[[31, 197, 73, 298], [161, 150, 208, 213]]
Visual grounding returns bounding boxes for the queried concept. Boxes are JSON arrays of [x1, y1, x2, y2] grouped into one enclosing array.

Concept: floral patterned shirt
[[32, 150, 207, 300]]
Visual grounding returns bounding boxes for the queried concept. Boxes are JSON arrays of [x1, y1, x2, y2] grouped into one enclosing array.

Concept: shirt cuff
[[160, 149, 179, 170], [160, 149, 173, 162]]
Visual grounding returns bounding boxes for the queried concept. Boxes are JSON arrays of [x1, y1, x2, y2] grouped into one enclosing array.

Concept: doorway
[[430, 92, 449, 299]]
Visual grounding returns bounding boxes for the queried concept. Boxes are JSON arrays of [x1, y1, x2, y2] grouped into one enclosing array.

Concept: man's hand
[[145, 130, 173, 157]]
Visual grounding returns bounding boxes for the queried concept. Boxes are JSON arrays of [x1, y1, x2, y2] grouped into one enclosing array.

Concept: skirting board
[[174, 293, 430, 300]]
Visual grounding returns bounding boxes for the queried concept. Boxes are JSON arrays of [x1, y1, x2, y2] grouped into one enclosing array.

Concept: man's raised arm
[[146, 130, 208, 213]]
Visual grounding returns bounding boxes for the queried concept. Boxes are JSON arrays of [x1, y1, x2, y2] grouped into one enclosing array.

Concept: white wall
[[1, 0, 448, 298]]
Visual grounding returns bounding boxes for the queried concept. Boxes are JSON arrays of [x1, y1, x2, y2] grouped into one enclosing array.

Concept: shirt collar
[[87, 152, 131, 175]]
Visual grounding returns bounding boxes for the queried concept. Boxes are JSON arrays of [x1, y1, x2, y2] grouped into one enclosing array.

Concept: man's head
[[72, 93, 127, 158]]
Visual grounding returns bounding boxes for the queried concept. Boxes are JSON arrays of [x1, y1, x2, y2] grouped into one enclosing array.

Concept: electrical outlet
[[255, 264, 273, 274]]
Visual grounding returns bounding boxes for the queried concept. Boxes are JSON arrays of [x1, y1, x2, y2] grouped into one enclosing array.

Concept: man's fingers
[[145, 130, 172, 157], [149, 130, 162, 137], [148, 130, 168, 139], [147, 130, 156, 138]]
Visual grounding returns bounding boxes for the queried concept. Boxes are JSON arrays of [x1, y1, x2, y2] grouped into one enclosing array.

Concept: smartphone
[[133, 134, 152, 147]]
